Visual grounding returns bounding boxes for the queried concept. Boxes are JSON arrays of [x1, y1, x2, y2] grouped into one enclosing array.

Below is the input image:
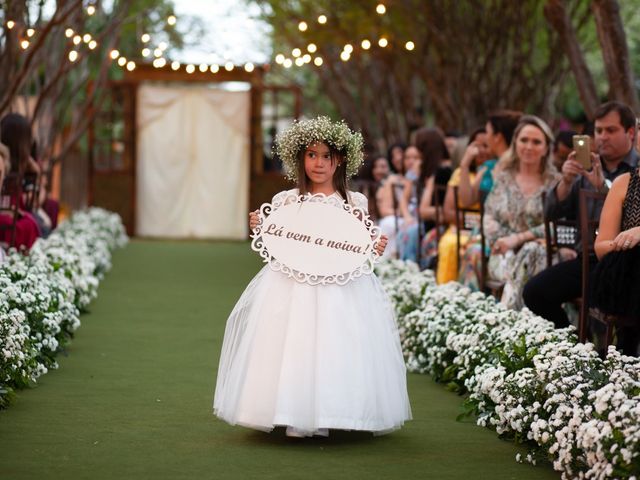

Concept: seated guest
[[590, 165, 640, 355], [523, 101, 638, 327], [358, 154, 390, 221], [483, 115, 559, 309], [458, 110, 522, 290], [553, 130, 577, 171], [435, 127, 489, 284], [0, 113, 41, 250]]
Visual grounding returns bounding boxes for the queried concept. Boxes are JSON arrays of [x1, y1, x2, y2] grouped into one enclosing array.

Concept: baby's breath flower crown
[[275, 116, 364, 182]]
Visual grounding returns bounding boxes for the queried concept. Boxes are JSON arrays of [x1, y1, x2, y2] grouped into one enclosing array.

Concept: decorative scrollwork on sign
[[250, 192, 381, 285]]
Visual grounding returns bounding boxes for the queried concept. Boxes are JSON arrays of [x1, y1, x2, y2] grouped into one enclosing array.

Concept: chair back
[[453, 186, 481, 269], [543, 191, 578, 268], [0, 173, 22, 249], [578, 188, 607, 342]]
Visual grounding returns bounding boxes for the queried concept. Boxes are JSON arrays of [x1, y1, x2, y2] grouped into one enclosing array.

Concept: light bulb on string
[[142, 48, 151, 57], [361, 39, 371, 50], [153, 48, 163, 58], [275, 54, 285, 64], [292, 48, 301, 57], [68, 50, 78, 62], [88, 40, 97, 50], [83, 33, 92, 43], [294, 57, 304, 67], [317, 15, 327, 24], [118, 57, 127, 66], [87, 5, 96, 15], [141, 33, 150, 43], [109, 49, 120, 59], [340, 51, 350, 61], [343, 44, 353, 54], [302, 54, 311, 63], [73, 35, 81, 45], [65, 28, 74, 38], [405, 41, 415, 51], [153, 58, 166, 68], [26, 28, 35, 37], [283, 58, 293, 68], [20, 40, 30, 50], [6, 20, 15, 29], [225, 62, 234, 71], [314, 57, 323, 66], [126, 61, 136, 71], [307, 43, 317, 53], [298, 21, 307, 32], [171, 61, 181, 71], [210, 64, 219, 73], [167, 15, 177, 26], [244, 63, 254, 72], [199, 64, 208, 72], [186, 64, 195, 74], [376, 4, 386, 14], [378, 37, 388, 47]]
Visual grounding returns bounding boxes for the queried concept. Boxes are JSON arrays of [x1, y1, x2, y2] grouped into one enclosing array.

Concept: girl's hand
[[375, 235, 388, 256], [460, 144, 479, 169], [611, 226, 640, 251], [491, 234, 520, 255], [249, 210, 260, 230]]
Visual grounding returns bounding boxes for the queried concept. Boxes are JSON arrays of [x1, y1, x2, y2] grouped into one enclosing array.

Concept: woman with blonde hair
[[483, 115, 559, 309]]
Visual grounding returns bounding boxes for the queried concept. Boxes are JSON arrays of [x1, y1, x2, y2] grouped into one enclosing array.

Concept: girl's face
[[472, 132, 491, 166], [403, 146, 421, 172], [515, 124, 548, 169], [372, 157, 390, 182], [304, 142, 338, 187], [391, 146, 404, 172]]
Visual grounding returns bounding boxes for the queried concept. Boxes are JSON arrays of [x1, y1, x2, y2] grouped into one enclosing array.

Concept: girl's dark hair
[[466, 126, 487, 173], [414, 127, 449, 187], [387, 142, 407, 174], [0, 113, 32, 173], [296, 143, 349, 204]]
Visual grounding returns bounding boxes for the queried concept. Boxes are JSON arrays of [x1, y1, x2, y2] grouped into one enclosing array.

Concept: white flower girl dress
[[213, 190, 411, 436]]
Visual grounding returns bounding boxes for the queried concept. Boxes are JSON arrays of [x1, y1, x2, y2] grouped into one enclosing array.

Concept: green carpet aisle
[[0, 241, 558, 479]]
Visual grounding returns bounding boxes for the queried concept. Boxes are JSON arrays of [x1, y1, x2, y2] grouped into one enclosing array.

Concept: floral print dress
[[483, 170, 558, 309]]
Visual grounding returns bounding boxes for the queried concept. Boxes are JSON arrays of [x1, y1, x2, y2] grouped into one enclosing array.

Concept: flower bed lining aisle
[[0, 208, 127, 408], [376, 259, 640, 480]]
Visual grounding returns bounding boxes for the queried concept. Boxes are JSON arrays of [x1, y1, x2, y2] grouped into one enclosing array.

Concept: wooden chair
[[542, 191, 579, 268], [0, 173, 22, 249], [22, 172, 39, 212], [453, 186, 481, 269], [578, 188, 606, 344]]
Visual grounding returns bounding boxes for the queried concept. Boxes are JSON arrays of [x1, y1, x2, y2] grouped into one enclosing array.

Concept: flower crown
[[275, 116, 365, 183]]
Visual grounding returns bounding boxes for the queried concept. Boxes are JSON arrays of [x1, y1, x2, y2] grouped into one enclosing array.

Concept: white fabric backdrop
[[136, 84, 249, 239]]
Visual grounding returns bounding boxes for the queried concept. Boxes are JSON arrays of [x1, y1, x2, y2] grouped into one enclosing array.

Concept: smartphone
[[573, 135, 591, 169]]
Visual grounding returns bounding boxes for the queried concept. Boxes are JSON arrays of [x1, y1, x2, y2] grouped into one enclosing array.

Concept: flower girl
[[213, 117, 411, 437]]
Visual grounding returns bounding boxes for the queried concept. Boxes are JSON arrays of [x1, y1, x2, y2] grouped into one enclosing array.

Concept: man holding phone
[[523, 101, 638, 329]]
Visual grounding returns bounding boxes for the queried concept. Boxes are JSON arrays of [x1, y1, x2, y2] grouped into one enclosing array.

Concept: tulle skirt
[[590, 247, 640, 318], [213, 266, 412, 434]]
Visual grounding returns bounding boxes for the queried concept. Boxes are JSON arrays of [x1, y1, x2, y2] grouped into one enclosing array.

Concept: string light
[[87, 5, 96, 15], [118, 57, 127, 66], [298, 21, 307, 32], [186, 64, 195, 74], [152, 58, 166, 68], [68, 50, 78, 62], [126, 61, 136, 71], [73, 35, 81, 45], [292, 48, 301, 57], [340, 51, 350, 61], [307, 43, 317, 53], [294, 57, 304, 67], [317, 15, 327, 24], [171, 61, 181, 71], [141, 33, 150, 43], [88, 40, 97, 50], [378, 37, 388, 47], [109, 49, 120, 59], [225, 62, 234, 71], [361, 39, 371, 50], [314, 57, 323, 66], [343, 44, 353, 54], [65, 28, 74, 38], [405, 41, 415, 51], [26, 28, 35, 37], [167, 15, 177, 26], [275, 54, 285, 64], [244, 63, 254, 72], [142, 48, 151, 57], [210, 64, 219, 73], [83, 33, 92, 43], [376, 4, 386, 14], [302, 54, 311, 63], [199, 63, 208, 72], [153, 48, 163, 58], [20, 40, 30, 50], [6, 20, 15, 29], [283, 58, 293, 68]]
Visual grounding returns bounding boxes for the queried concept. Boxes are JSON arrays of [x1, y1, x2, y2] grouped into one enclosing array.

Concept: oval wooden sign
[[251, 192, 380, 285]]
